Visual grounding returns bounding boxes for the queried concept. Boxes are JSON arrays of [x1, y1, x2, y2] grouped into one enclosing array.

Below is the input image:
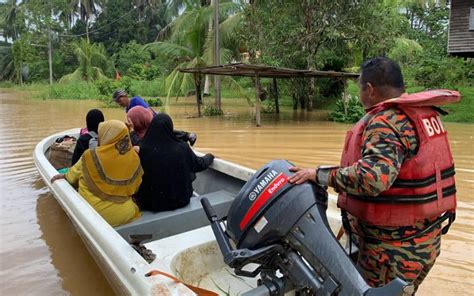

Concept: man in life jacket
[[288, 57, 458, 291]]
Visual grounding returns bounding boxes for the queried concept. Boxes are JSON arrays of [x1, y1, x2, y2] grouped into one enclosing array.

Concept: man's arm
[[327, 109, 417, 196]]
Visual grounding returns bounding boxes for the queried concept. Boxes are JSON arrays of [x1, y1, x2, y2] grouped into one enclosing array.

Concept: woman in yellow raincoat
[[51, 120, 143, 227]]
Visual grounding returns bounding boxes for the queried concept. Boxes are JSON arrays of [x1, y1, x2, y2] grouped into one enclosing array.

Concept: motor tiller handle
[[201, 197, 234, 264], [201, 197, 217, 221]]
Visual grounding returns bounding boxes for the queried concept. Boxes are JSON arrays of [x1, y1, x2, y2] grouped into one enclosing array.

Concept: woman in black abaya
[[135, 113, 214, 212]]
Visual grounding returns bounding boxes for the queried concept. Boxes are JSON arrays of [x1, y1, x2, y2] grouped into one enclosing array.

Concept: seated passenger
[[51, 120, 143, 227], [135, 113, 214, 212], [113, 89, 197, 146], [71, 109, 105, 165], [126, 106, 154, 146]]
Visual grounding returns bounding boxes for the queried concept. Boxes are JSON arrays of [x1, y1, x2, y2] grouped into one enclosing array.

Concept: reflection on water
[[0, 91, 472, 295], [37, 193, 114, 295]]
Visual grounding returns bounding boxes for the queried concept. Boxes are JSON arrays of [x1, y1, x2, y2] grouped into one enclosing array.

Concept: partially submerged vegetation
[[0, 0, 472, 122], [6, 78, 471, 123]]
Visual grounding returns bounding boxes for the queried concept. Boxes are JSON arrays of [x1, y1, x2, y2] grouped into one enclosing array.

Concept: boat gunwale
[[34, 128, 341, 295], [32, 128, 270, 295]]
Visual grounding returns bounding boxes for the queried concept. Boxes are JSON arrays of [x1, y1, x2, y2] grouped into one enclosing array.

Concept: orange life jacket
[[337, 90, 460, 226]]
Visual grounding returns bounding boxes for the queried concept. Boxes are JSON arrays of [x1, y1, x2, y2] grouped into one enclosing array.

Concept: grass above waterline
[[3, 80, 473, 123]]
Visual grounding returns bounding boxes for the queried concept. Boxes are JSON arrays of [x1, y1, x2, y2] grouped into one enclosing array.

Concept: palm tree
[[133, 0, 163, 21], [0, 44, 14, 81], [71, 0, 99, 41], [59, 39, 109, 82], [2, 0, 22, 41], [147, 1, 245, 116]]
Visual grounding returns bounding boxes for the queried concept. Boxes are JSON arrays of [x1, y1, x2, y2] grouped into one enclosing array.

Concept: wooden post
[[255, 73, 261, 127], [273, 78, 280, 114], [194, 74, 202, 117], [343, 79, 348, 117], [292, 93, 298, 110], [307, 76, 314, 111]]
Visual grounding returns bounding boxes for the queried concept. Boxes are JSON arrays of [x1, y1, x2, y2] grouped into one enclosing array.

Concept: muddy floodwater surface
[[0, 91, 472, 295]]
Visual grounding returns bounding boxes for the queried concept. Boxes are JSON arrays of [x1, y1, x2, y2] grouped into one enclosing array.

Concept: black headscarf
[[136, 113, 214, 212], [72, 109, 105, 165], [86, 109, 105, 133], [142, 113, 179, 145]]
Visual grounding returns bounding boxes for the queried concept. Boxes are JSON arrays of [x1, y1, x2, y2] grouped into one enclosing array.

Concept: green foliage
[[94, 76, 135, 97], [146, 97, 163, 107], [402, 3, 449, 56], [0, 42, 14, 81], [129, 79, 165, 97], [329, 95, 365, 123], [412, 57, 471, 88], [114, 41, 152, 76], [3, 0, 473, 124], [262, 98, 276, 114], [388, 38, 424, 65], [94, 77, 165, 107], [128, 63, 161, 80], [89, 0, 150, 54], [11, 35, 36, 83], [59, 39, 111, 82], [40, 82, 101, 100], [203, 104, 224, 116], [0, 81, 15, 88], [53, 42, 79, 80], [146, 1, 242, 106], [442, 86, 474, 123], [94, 79, 123, 96]]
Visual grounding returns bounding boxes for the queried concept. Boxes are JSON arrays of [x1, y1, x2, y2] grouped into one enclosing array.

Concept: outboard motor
[[201, 160, 413, 296]]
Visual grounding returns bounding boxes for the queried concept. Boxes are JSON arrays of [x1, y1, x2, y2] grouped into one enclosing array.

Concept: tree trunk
[[48, 28, 53, 85], [19, 63, 23, 86], [342, 79, 348, 117], [213, 0, 221, 112], [86, 17, 90, 42], [204, 0, 213, 97]]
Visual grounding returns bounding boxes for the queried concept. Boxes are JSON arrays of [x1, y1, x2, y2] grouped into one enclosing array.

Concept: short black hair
[[360, 57, 405, 90], [86, 109, 105, 133]]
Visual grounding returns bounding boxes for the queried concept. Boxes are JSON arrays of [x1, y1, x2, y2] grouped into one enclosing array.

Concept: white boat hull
[[34, 129, 342, 295]]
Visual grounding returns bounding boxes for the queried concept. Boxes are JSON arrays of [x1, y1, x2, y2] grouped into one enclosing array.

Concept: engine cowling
[[227, 160, 328, 249]]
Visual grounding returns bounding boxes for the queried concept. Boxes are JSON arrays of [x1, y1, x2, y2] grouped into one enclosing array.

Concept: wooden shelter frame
[[179, 63, 359, 126]]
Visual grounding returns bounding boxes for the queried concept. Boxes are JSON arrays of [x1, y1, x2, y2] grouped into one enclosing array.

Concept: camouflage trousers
[[350, 217, 442, 292]]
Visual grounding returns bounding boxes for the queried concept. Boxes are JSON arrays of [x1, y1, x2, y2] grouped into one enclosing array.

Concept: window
[[470, 7, 474, 31]]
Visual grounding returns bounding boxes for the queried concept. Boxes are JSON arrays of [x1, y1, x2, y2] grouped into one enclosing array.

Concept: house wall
[[448, 0, 474, 57]]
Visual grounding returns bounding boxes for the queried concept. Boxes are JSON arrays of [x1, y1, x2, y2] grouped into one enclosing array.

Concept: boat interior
[[114, 168, 245, 242], [112, 161, 264, 294], [39, 130, 342, 295]]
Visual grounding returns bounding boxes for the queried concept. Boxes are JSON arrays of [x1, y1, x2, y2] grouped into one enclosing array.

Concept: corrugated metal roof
[[179, 63, 359, 79]]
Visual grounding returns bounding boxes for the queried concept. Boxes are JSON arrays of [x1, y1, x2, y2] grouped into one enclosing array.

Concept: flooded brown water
[[0, 90, 472, 295]]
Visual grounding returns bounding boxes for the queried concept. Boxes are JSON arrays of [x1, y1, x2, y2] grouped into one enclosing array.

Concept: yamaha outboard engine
[[201, 160, 413, 296]]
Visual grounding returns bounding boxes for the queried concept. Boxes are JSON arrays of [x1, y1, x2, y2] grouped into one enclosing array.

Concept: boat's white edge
[[193, 150, 339, 218], [34, 129, 154, 295], [34, 129, 341, 295]]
